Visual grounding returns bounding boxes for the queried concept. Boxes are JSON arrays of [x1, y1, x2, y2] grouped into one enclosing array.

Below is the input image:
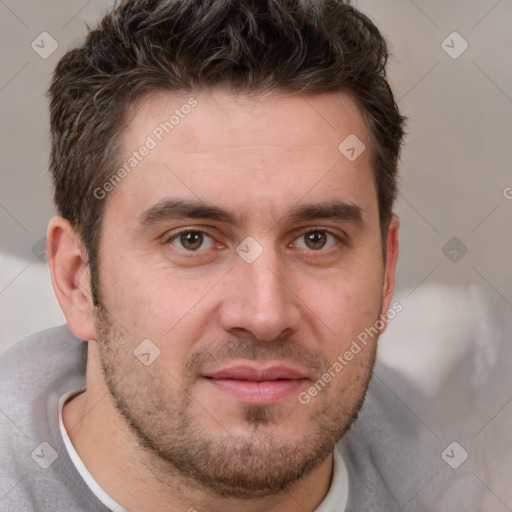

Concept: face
[[92, 90, 394, 498]]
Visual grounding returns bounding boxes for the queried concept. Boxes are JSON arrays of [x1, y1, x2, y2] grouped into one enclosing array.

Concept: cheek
[[298, 267, 383, 357], [339, 278, 383, 325], [97, 257, 223, 372], [100, 248, 208, 324]]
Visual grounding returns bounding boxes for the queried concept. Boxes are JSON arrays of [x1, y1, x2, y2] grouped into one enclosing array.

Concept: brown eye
[[292, 230, 338, 251], [170, 231, 214, 251], [304, 231, 327, 250]]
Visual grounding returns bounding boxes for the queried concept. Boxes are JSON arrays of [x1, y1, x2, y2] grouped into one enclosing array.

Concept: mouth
[[202, 364, 310, 405]]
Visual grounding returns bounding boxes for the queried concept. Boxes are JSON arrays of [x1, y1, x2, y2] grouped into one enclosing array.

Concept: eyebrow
[[287, 200, 363, 225], [137, 198, 239, 226], [136, 198, 363, 228]]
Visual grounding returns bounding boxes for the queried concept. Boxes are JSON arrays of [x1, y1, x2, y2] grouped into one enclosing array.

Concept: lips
[[204, 364, 308, 381], [202, 364, 310, 405]]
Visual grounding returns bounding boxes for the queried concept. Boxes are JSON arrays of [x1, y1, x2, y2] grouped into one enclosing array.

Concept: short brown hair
[[49, 0, 405, 304]]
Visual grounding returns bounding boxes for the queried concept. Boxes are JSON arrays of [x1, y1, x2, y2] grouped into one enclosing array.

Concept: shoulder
[[0, 325, 87, 399], [0, 326, 89, 510], [0, 325, 85, 371], [338, 379, 402, 511], [0, 323, 87, 432]]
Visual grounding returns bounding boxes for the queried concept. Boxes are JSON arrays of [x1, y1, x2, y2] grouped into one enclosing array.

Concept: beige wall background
[[1, 2, 512, 509], [1, 0, 511, 339]]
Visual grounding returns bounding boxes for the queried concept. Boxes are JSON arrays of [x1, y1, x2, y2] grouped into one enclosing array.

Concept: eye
[[168, 230, 215, 251], [291, 230, 339, 251]]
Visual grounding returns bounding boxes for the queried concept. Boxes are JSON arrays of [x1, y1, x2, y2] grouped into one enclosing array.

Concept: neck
[[62, 341, 334, 512]]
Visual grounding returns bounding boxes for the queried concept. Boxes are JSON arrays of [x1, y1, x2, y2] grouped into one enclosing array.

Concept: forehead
[[107, 89, 377, 227], [126, 89, 368, 154]]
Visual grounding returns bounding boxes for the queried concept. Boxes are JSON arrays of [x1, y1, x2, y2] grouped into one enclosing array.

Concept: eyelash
[[164, 227, 345, 254]]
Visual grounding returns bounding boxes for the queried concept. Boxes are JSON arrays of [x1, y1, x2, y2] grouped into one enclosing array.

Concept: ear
[[47, 216, 96, 341], [379, 214, 400, 333]]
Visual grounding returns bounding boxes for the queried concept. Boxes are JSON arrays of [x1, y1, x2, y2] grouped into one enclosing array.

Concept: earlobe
[[379, 215, 400, 332], [47, 216, 96, 341]]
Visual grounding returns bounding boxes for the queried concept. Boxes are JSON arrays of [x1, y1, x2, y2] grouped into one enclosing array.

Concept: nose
[[219, 247, 301, 342]]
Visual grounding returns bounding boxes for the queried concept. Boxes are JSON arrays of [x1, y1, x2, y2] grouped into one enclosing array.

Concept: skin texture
[[48, 90, 399, 512]]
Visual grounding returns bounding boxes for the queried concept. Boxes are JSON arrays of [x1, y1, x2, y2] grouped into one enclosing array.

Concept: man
[[0, 0, 405, 510]]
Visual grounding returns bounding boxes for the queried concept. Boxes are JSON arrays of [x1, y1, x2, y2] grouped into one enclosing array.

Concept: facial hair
[[94, 303, 378, 499]]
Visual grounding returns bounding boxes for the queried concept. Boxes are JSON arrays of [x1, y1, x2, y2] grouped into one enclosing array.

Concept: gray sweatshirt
[[0, 326, 399, 511]]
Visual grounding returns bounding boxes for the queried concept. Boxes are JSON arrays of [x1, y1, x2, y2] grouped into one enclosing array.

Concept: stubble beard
[[93, 303, 377, 499]]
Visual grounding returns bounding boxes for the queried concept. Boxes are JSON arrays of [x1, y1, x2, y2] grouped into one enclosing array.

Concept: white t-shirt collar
[[59, 390, 348, 512]]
